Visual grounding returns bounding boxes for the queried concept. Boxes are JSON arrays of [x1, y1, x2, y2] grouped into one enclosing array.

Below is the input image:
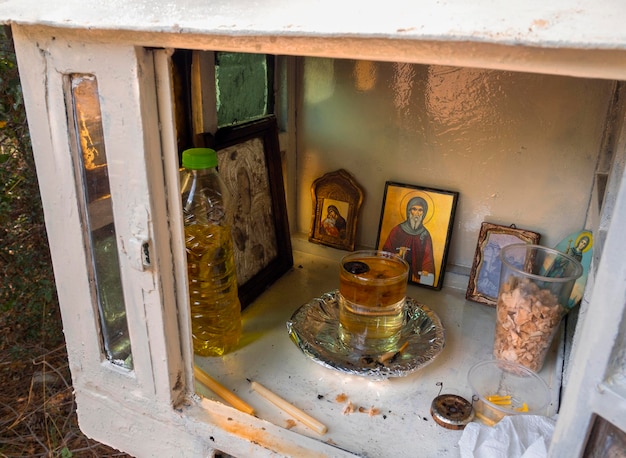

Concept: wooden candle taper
[[250, 380, 328, 435], [194, 365, 255, 415]]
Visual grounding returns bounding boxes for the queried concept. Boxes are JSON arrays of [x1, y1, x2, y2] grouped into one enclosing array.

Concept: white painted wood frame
[[3, 0, 626, 455]]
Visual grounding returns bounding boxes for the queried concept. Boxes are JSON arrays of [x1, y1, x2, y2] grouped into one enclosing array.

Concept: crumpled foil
[[286, 290, 445, 379]]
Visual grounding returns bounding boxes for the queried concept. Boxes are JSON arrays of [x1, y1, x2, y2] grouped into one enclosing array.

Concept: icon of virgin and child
[[320, 204, 347, 239], [382, 196, 435, 286]]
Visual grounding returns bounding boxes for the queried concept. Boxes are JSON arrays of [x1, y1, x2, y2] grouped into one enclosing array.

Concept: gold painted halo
[[398, 190, 435, 225], [574, 231, 593, 253]]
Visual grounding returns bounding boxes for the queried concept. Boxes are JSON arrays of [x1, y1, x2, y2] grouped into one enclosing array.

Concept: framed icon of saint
[[376, 181, 458, 290], [309, 169, 364, 251]]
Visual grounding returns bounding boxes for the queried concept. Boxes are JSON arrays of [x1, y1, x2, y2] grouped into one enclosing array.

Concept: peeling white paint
[[6, 2, 626, 456]]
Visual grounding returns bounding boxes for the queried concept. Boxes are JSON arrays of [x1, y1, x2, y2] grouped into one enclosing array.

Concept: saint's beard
[[410, 214, 423, 230]]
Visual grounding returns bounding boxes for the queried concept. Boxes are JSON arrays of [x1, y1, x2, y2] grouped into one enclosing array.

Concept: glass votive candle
[[338, 250, 409, 354]]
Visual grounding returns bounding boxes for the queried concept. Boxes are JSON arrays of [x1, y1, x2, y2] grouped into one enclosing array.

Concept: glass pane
[[215, 52, 272, 127], [584, 415, 626, 457], [69, 75, 133, 369]]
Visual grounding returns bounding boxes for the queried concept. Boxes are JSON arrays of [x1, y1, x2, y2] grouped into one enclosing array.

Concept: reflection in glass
[[69, 75, 133, 369]]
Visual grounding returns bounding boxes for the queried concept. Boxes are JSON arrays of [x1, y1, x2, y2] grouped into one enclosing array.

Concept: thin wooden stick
[[194, 365, 255, 415], [250, 381, 328, 435]]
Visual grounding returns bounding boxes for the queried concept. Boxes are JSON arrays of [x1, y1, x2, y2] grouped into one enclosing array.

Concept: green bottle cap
[[182, 148, 218, 169]]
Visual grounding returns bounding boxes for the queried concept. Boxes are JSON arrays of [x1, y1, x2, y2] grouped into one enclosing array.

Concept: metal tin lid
[[430, 394, 474, 430]]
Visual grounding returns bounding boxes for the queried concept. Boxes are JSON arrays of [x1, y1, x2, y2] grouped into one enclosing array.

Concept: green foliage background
[[0, 25, 63, 356], [0, 27, 131, 457]]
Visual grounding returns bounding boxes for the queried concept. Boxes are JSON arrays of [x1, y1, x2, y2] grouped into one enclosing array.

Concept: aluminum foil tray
[[286, 290, 445, 379]]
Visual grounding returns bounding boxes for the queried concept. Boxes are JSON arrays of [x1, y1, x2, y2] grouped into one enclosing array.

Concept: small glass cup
[[494, 244, 583, 372], [338, 250, 409, 353]]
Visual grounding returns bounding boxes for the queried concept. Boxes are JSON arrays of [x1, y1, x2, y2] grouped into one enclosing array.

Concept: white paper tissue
[[459, 415, 556, 458]]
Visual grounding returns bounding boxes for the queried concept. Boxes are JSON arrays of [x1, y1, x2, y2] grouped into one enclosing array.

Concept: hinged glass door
[[12, 32, 189, 421]]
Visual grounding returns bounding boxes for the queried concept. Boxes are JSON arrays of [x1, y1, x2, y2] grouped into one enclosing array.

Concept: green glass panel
[[216, 52, 271, 127]]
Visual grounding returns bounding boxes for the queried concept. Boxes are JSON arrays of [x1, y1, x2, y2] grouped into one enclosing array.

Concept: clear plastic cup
[[468, 359, 551, 425], [494, 244, 583, 372]]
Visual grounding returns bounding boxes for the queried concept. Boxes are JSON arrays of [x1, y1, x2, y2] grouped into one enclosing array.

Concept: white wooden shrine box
[[2, 1, 626, 456]]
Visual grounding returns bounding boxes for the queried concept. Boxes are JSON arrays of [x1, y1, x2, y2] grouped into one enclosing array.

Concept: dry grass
[[1, 28, 132, 455], [0, 312, 132, 458]]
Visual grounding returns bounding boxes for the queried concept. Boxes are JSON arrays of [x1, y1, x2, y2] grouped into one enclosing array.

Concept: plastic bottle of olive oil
[[180, 148, 241, 356]]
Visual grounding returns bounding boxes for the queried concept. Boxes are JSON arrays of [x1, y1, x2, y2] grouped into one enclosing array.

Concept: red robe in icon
[[383, 223, 435, 284]]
